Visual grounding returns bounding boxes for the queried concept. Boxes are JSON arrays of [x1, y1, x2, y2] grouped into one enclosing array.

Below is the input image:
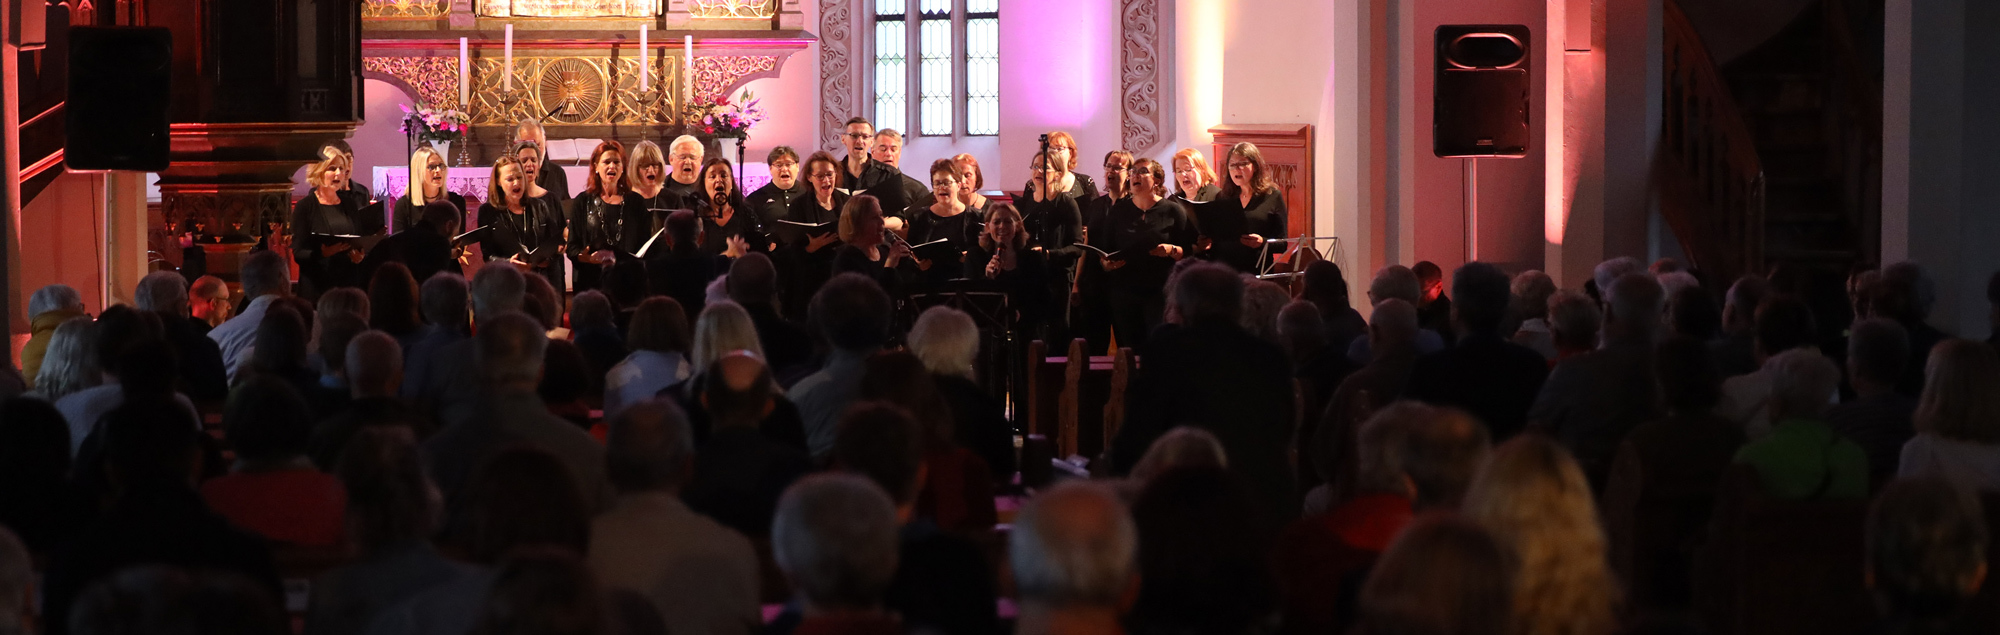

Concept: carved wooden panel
[[1120, 0, 1170, 156], [1211, 124, 1315, 239], [818, 0, 857, 153]]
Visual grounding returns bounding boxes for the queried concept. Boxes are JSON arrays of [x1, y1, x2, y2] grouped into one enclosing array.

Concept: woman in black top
[[950, 153, 999, 217], [1075, 150, 1134, 355], [478, 156, 564, 288], [392, 146, 467, 234], [1020, 152, 1085, 345], [1094, 157, 1195, 350], [962, 202, 1049, 332], [832, 194, 917, 298], [745, 146, 807, 241], [697, 157, 764, 259], [1019, 130, 1100, 204], [776, 152, 851, 320], [905, 158, 984, 292], [1201, 142, 1288, 273], [514, 142, 570, 213], [1171, 147, 1222, 203], [569, 140, 630, 292], [624, 140, 683, 253], [292, 149, 371, 297]]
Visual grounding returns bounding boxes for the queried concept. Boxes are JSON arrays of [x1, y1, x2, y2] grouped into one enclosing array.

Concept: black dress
[[534, 161, 571, 206], [569, 189, 636, 292], [477, 197, 564, 290], [1201, 188, 1288, 273], [291, 190, 370, 295], [1020, 172, 1101, 208], [1095, 196, 1196, 351], [623, 187, 688, 254], [775, 192, 849, 321], [1173, 183, 1220, 203], [1017, 191, 1084, 344], [905, 205, 984, 292], [391, 191, 468, 234], [1074, 193, 1125, 355], [833, 244, 912, 301], [699, 194, 768, 258]]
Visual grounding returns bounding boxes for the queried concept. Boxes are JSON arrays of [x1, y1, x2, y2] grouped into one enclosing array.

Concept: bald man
[[682, 352, 812, 539]]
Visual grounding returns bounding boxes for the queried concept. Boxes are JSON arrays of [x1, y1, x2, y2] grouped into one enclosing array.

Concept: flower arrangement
[[680, 90, 767, 139], [399, 104, 470, 144]]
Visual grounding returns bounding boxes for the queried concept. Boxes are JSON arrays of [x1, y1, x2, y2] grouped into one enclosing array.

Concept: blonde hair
[[487, 156, 524, 206], [1171, 148, 1217, 195], [1915, 339, 2000, 444], [307, 147, 350, 189], [838, 195, 883, 244], [627, 140, 666, 190], [1462, 436, 1620, 635], [408, 147, 444, 205], [690, 300, 764, 373]]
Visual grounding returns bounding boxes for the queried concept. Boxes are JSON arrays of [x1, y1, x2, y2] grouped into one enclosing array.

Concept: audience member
[[318, 287, 372, 326], [909, 305, 1016, 481], [304, 427, 470, 635], [1463, 435, 1620, 635], [725, 252, 816, 381], [569, 290, 627, 392], [313, 311, 371, 414], [1352, 514, 1513, 635], [1865, 477, 1988, 634], [423, 311, 611, 522], [522, 272, 564, 336], [1828, 319, 1918, 485], [645, 209, 724, 317], [1406, 262, 1549, 441], [791, 273, 894, 460], [689, 300, 765, 374], [1711, 275, 1770, 377], [1510, 270, 1559, 359], [362, 201, 460, 288], [1414, 261, 1453, 340], [1667, 284, 1721, 343], [590, 398, 761, 635], [23, 283, 87, 385], [209, 250, 293, 382], [1732, 348, 1869, 500], [56, 306, 199, 456], [1127, 426, 1229, 489], [1546, 290, 1602, 366], [1301, 260, 1368, 353], [1010, 482, 1139, 635], [242, 302, 321, 401], [1283, 301, 1358, 498], [1715, 296, 1820, 438], [0, 396, 81, 556], [1531, 272, 1666, 486], [1601, 337, 1744, 609], [859, 352, 999, 533], [605, 296, 693, 419], [41, 403, 283, 635], [539, 339, 595, 428], [1875, 262, 1949, 396], [1113, 263, 1297, 521], [192, 275, 234, 330], [1241, 279, 1292, 346], [1128, 466, 1277, 635], [683, 351, 813, 538], [367, 262, 426, 348], [1315, 300, 1421, 505], [311, 330, 427, 469], [1348, 265, 1447, 362], [1898, 339, 2000, 490], [408, 264, 526, 422], [29, 315, 97, 404], [67, 566, 288, 635], [202, 376, 347, 547], [835, 402, 998, 635], [399, 271, 471, 401], [770, 474, 905, 635]]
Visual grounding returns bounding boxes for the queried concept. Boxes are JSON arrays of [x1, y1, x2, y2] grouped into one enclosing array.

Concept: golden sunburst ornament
[[536, 58, 607, 124]]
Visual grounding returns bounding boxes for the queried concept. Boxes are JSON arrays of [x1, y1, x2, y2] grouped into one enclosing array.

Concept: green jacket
[[1733, 418, 1869, 500]]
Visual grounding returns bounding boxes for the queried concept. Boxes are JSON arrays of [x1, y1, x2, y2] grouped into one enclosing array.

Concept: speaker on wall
[[66, 26, 172, 171], [1434, 25, 1530, 159]]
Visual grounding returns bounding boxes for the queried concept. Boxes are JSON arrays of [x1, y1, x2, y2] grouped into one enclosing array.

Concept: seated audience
[[1128, 466, 1278, 635], [1348, 265, 1447, 362], [1301, 260, 1368, 353], [1827, 318, 1918, 485], [689, 300, 766, 375], [30, 315, 99, 403], [666, 305, 809, 449], [41, 402, 283, 635], [68, 566, 287, 635], [1413, 261, 1453, 339], [57, 306, 199, 457], [604, 297, 692, 419], [1282, 300, 1358, 497], [908, 305, 1016, 481], [1010, 482, 1140, 635], [1406, 262, 1549, 441], [1715, 296, 1821, 439], [0, 396, 82, 556], [22, 283, 87, 385], [1112, 263, 1297, 522], [1531, 272, 1666, 487], [569, 290, 627, 393], [1510, 270, 1559, 360], [1666, 283, 1722, 342], [240, 303, 319, 401], [366, 262, 426, 351], [1546, 290, 1601, 367], [1732, 348, 1870, 500], [304, 427, 471, 635], [1128, 427, 1229, 489], [1353, 514, 1513, 635], [398, 271, 471, 401], [1875, 262, 1950, 395], [408, 264, 525, 424], [1711, 275, 1771, 378], [1241, 279, 1292, 346], [1866, 477, 1989, 634], [210, 250, 294, 382], [1314, 299, 1421, 506], [590, 398, 761, 635], [725, 252, 816, 382], [1463, 435, 1620, 635], [790, 273, 894, 460], [770, 474, 906, 635], [192, 275, 234, 330], [1898, 339, 2000, 491], [312, 330, 427, 469], [0, 527, 25, 633], [135, 271, 229, 402], [836, 402, 997, 635], [202, 376, 347, 547], [683, 351, 813, 539], [538, 339, 596, 428], [859, 351, 998, 532], [311, 311, 370, 415]]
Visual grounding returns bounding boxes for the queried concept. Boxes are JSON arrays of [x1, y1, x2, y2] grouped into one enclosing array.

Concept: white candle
[[638, 28, 648, 92], [458, 37, 469, 106], [683, 35, 693, 102], [504, 24, 514, 92]]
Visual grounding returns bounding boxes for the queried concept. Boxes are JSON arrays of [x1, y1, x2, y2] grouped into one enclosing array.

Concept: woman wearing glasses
[[1020, 131, 1100, 204], [776, 151, 852, 319], [906, 158, 984, 291], [1094, 157, 1195, 349], [1020, 151, 1085, 344], [1075, 150, 1135, 354], [1201, 142, 1288, 273], [392, 146, 466, 234], [746, 146, 807, 232], [1171, 147, 1221, 203], [624, 140, 681, 250]]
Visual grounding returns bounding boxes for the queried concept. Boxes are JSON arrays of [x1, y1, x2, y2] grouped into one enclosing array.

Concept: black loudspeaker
[[1434, 25, 1530, 158], [66, 27, 173, 171]]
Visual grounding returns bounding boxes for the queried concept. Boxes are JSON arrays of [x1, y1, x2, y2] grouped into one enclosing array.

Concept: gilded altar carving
[[692, 55, 779, 103], [1121, 0, 1170, 156], [467, 56, 680, 126], [362, 56, 462, 110], [476, 0, 661, 17], [818, 0, 855, 153], [362, 0, 449, 18], [689, 0, 774, 18]]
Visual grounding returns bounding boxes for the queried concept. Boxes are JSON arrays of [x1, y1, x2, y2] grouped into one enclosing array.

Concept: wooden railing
[[1658, 0, 1766, 285]]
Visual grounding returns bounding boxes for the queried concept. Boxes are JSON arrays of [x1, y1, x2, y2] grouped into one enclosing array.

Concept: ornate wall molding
[[362, 56, 461, 110], [818, 0, 858, 153], [692, 55, 779, 103], [1120, 0, 1171, 156], [475, 0, 661, 17], [689, 0, 774, 18], [363, 0, 449, 19]]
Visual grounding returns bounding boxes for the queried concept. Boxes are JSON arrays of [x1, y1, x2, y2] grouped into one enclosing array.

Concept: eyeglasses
[[845, 132, 873, 139], [771, 160, 799, 169], [1103, 165, 1130, 172], [672, 153, 700, 161]]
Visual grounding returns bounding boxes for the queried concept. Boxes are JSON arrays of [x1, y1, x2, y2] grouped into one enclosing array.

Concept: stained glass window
[[871, 0, 998, 138]]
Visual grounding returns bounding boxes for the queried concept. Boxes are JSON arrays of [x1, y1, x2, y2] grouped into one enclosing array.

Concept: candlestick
[[683, 35, 693, 103], [458, 38, 469, 106], [639, 28, 648, 92], [504, 25, 514, 92]]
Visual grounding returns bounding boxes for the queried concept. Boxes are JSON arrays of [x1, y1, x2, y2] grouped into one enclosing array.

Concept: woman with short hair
[[1170, 148, 1220, 203], [293, 147, 371, 296], [905, 158, 983, 291]]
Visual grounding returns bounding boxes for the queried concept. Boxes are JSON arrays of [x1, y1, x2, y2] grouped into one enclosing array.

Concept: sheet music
[[633, 227, 668, 258]]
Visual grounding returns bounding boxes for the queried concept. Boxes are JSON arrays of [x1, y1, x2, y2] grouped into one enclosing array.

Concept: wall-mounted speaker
[[1434, 25, 1531, 158]]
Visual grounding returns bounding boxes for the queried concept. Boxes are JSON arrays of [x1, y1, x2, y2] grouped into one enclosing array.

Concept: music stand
[[909, 279, 1018, 415], [1255, 235, 1343, 280]]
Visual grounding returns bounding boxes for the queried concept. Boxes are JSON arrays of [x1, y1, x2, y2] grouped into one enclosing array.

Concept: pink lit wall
[[16, 172, 109, 314], [995, 0, 1122, 191]]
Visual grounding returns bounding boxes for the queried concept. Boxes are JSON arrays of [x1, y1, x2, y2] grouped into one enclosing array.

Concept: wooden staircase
[[1659, 0, 1766, 287]]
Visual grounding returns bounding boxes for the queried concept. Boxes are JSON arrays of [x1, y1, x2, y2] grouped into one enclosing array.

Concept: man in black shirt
[[838, 117, 908, 213], [1413, 260, 1453, 342], [513, 118, 571, 201], [871, 129, 931, 210], [664, 135, 709, 204], [745, 146, 806, 232]]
